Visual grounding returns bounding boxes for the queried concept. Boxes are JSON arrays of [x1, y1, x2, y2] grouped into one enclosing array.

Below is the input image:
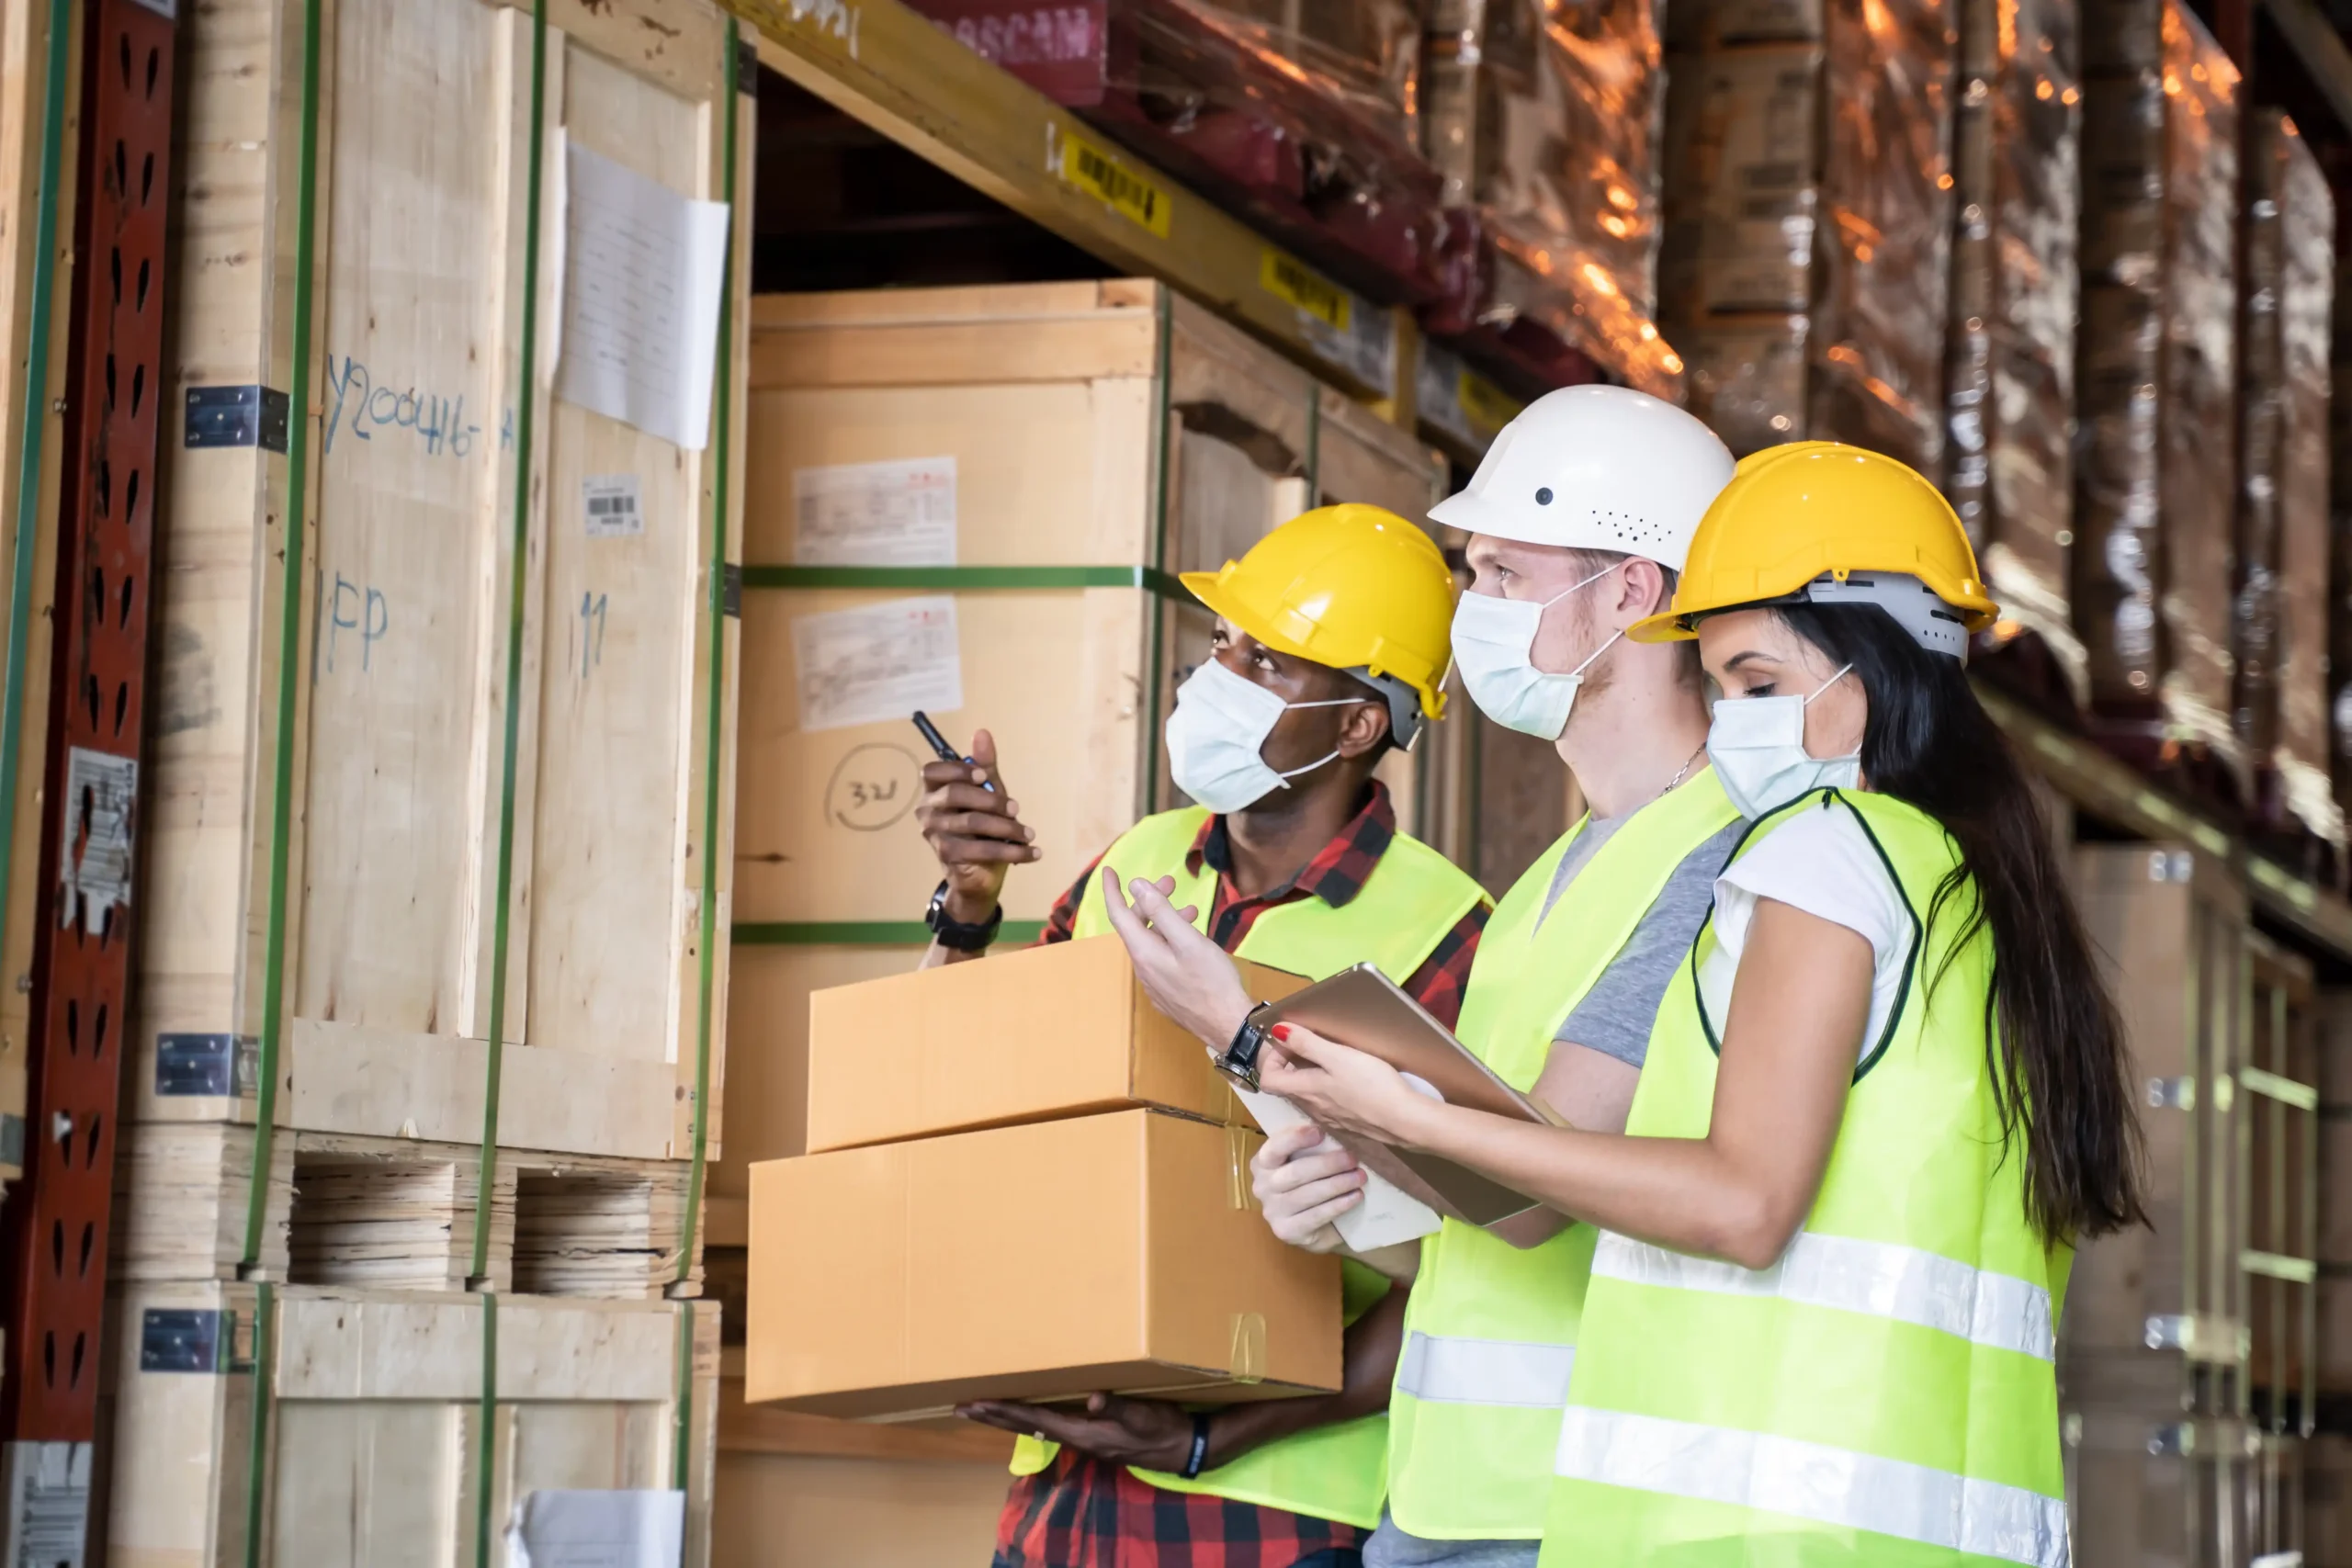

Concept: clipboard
[[1246, 964, 1569, 1243]]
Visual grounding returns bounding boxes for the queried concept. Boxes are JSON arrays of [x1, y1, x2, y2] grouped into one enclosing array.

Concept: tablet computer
[[1254, 964, 1566, 1235]]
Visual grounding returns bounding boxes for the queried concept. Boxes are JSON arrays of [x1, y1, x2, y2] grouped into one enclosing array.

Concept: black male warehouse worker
[[909, 503, 1492, 1568]]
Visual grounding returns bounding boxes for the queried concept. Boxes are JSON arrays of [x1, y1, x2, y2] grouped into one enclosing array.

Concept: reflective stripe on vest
[[1396, 1331, 1575, 1408], [1544, 789, 2071, 1568], [1022, 802, 1488, 1529], [1554, 1407, 2069, 1568], [1590, 1231, 2056, 1363], [1385, 771, 1741, 1540]]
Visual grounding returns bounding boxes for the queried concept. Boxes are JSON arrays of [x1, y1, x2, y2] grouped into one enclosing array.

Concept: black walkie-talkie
[[911, 711, 995, 793]]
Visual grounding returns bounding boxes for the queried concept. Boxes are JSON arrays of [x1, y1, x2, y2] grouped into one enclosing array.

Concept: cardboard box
[[805, 934, 1306, 1154], [745, 1109, 1343, 1416]]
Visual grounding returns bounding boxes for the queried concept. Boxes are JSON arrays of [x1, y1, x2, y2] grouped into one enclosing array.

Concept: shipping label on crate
[[793, 597, 964, 733], [59, 748, 137, 931], [582, 473, 645, 538], [792, 457, 957, 566]]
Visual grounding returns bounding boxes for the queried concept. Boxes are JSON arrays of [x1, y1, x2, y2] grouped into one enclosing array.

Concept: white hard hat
[[1428, 385, 1736, 572]]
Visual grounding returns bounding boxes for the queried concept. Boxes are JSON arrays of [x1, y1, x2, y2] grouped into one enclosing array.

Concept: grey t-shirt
[[1363, 813, 1741, 1568], [1538, 814, 1743, 1067]]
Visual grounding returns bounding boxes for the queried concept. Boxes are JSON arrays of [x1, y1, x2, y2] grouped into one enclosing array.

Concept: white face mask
[[1165, 657, 1361, 814], [1451, 560, 1624, 739], [1706, 663, 1860, 818]]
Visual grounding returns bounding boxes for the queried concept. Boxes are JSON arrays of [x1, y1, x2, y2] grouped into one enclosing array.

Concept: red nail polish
[[1270, 1023, 1293, 1043]]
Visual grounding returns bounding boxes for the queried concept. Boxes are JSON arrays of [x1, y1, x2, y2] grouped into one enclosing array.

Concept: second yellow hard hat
[[1632, 442, 1998, 650]]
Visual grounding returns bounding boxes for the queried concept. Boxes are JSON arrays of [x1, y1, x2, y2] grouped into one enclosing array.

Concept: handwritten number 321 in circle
[[827, 743, 921, 833]]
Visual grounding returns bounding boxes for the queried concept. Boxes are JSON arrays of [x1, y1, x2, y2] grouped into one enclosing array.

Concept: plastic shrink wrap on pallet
[[1944, 0, 2083, 696], [2071, 0, 2239, 783], [1659, 0, 1954, 468], [2238, 112, 2339, 846], [1420, 0, 1682, 396], [912, 0, 1461, 311]]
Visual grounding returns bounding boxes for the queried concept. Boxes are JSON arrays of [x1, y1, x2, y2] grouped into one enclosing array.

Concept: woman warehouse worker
[[1248, 444, 2147, 1564]]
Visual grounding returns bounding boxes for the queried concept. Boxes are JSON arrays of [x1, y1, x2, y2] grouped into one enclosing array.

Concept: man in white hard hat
[[1105, 385, 1742, 1567]]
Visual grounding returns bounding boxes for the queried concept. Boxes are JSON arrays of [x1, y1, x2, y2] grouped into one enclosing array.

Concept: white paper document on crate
[[555, 141, 731, 450], [507, 1488, 683, 1568], [1228, 1079, 1440, 1250]]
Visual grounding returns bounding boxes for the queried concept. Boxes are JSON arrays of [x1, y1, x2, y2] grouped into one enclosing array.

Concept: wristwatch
[[1213, 1001, 1280, 1091], [924, 880, 1002, 952]]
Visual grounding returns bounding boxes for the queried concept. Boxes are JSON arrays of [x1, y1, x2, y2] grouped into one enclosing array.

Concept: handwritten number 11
[[581, 591, 607, 678]]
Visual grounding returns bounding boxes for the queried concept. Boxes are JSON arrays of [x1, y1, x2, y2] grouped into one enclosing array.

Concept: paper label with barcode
[[792, 457, 957, 566], [582, 473, 644, 538], [792, 596, 963, 733]]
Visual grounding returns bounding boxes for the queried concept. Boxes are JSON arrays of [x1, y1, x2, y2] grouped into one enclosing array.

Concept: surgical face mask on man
[[1706, 663, 1860, 818], [1450, 559, 1623, 739], [1164, 657, 1362, 814]]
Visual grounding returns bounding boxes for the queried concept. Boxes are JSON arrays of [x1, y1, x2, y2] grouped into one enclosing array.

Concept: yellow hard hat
[[1183, 503, 1458, 734], [1630, 442, 1998, 653]]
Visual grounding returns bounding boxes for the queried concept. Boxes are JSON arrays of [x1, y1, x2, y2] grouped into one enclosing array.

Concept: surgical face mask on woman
[[1706, 663, 1860, 818], [1450, 559, 1623, 739], [1163, 657, 1363, 814]]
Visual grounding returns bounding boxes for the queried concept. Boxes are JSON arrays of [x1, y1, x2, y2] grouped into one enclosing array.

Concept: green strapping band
[[1142, 287, 1174, 811], [475, 1291, 499, 1568], [0, 0, 72, 1015], [243, 0, 328, 1272], [732, 919, 1047, 946], [739, 563, 1191, 599], [473, 0, 551, 1288], [243, 1281, 275, 1564], [674, 16, 741, 1297], [671, 1299, 697, 1492]]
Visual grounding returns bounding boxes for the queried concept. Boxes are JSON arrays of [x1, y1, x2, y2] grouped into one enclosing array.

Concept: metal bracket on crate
[[0, 1113, 19, 1168], [138, 1308, 231, 1374], [721, 560, 741, 618], [2146, 1075, 2196, 1111], [2143, 1312, 2250, 1360], [736, 33, 760, 94], [2146, 1420, 2197, 1457], [153, 1032, 260, 1098], [183, 384, 289, 452]]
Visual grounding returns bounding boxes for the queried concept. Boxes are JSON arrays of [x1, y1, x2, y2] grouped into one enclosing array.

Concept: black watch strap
[[1180, 1413, 1214, 1479], [925, 880, 1002, 952], [1215, 1001, 1279, 1091]]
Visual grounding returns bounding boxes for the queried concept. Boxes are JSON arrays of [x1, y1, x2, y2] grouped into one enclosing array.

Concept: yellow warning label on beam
[[1057, 130, 1171, 239], [1457, 369, 1522, 434], [1259, 248, 1351, 332]]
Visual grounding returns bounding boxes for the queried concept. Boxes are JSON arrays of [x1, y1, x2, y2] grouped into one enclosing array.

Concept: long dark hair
[[1777, 603, 2147, 1243]]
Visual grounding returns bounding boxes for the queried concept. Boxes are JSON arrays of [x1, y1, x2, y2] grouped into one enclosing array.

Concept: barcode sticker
[[1057, 127, 1171, 238], [793, 457, 956, 566], [583, 473, 644, 538]]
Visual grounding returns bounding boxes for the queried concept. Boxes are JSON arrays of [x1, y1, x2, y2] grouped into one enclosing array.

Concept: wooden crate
[[133, 0, 751, 1163], [97, 1284, 718, 1566], [735, 280, 1448, 931], [111, 1122, 704, 1298], [0, 0, 79, 1190], [2062, 1405, 2264, 1567], [2065, 844, 2251, 1381], [2317, 989, 2352, 1393]]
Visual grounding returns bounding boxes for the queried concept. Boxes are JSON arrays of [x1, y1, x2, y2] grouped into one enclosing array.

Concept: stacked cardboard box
[[746, 939, 1339, 1417], [101, 0, 748, 1556], [2071, 0, 2240, 779], [2236, 112, 2338, 849], [1658, 0, 1955, 466], [1419, 0, 1682, 396], [1942, 0, 2084, 694]]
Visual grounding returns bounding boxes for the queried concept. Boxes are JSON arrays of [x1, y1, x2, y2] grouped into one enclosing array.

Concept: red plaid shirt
[[1035, 780, 1487, 1032], [997, 781, 1490, 1568]]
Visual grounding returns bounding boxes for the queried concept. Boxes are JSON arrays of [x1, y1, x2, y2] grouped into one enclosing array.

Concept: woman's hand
[[958, 1393, 1202, 1472], [1259, 1023, 1442, 1147], [1250, 1122, 1366, 1251], [1096, 867, 1256, 1048]]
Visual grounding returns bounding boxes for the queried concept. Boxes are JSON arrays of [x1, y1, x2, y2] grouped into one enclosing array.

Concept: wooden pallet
[[113, 1123, 704, 1299], [134, 0, 751, 1164], [98, 1283, 718, 1566]]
